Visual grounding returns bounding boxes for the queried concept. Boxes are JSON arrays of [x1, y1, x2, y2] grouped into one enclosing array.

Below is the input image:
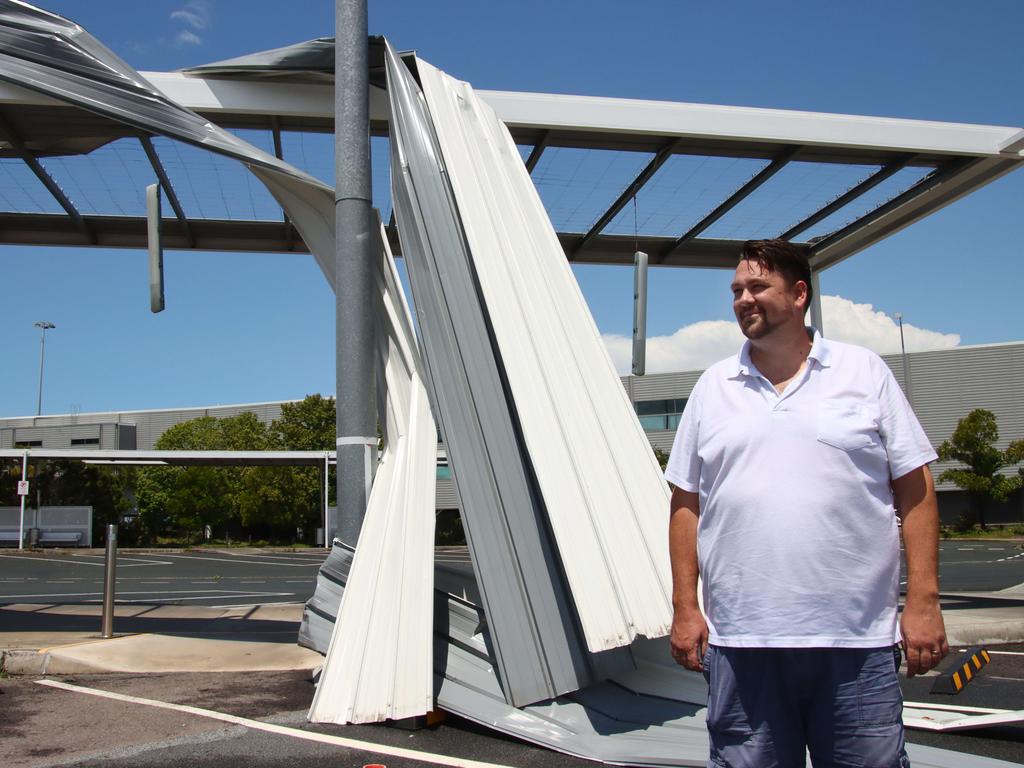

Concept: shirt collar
[[731, 326, 830, 378]]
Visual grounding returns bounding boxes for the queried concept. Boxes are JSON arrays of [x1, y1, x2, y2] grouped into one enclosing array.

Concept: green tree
[[136, 413, 272, 542], [937, 409, 1024, 529], [263, 395, 337, 537]]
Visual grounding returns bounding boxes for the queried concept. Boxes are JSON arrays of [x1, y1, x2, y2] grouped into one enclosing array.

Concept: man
[[665, 239, 946, 767]]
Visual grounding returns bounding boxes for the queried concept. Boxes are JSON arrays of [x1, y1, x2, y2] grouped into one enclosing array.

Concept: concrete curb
[[2, 648, 109, 676]]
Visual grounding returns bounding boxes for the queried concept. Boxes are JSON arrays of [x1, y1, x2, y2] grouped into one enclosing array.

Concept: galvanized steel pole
[[334, 0, 375, 545], [101, 524, 117, 638]]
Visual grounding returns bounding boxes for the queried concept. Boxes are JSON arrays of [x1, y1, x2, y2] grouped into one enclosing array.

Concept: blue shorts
[[702, 646, 909, 767]]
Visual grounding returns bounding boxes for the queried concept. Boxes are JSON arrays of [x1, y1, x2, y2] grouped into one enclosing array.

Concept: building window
[[71, 437, 100, 446], [436, 464, 452, 481], [635, 398, 687, 431], [14, 440, 42, 448]]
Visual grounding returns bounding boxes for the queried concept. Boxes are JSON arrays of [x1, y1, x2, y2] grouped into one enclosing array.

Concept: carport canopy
[[2, 34, 1023, 275]]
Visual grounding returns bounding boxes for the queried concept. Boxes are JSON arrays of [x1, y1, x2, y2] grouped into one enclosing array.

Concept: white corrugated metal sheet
[[417, 61, 673, 653], [308, 226, 436, 724]]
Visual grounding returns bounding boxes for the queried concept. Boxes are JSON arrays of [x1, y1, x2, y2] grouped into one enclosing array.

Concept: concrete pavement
[[2, 589, 1023, 677], [0, 601, 323, 675]]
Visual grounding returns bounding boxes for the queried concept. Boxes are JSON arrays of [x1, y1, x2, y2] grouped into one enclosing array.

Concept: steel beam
[[139, 136, 194, 247], [270, 115, 297, 251], [523, 131, 549, 173], [779, 154, 917, 242], [659, 144, 800, 260], [0, 112, 93, 243], [334, 0, 375, 546], [808, 155, 989, 270], [573, 139, 680, 259]]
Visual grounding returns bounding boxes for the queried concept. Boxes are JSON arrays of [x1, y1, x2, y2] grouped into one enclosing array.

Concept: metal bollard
[[101, 524, 117, 638]]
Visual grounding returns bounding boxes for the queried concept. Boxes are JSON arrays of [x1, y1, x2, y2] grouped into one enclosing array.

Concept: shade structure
[[308, 223, 436, 724]]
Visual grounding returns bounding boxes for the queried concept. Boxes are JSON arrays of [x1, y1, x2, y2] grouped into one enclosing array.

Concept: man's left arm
[[893, 464, 948, 677]]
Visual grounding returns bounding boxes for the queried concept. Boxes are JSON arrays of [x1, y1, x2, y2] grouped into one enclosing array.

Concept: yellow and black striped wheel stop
[[931, 646, 992, 694]]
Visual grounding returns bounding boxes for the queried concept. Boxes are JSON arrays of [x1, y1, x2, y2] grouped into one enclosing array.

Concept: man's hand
[[893, 464, 947, 678], [901, 595, 948, 677], [670, 606, 709, 671], [668, 487, 705, 670]]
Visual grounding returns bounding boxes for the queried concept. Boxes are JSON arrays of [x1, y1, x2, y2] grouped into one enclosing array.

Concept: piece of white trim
[[335, 437, 378, 446], [35, 680, 515, 768]]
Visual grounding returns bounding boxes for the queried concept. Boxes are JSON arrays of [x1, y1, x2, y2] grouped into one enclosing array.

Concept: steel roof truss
[[139, 135, 194, 247], [0, 111, 93, 243], [573, 139, 681, 259], [659, 144, 800, 260], [779, 154, 918, 242], [523, 130, 550, 173]]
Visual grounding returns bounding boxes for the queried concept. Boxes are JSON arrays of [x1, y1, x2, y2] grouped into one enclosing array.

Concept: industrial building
[[4, 340, 1022, 525]]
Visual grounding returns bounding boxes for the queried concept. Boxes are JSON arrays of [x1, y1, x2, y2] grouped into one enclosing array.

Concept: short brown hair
[[740, 239, 812, 313]]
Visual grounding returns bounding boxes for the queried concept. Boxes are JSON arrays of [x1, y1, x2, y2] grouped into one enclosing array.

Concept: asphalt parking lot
[[0, 542, 1019, 606], [3, 649, 1023, 768], [1, 544, 1022, 767]]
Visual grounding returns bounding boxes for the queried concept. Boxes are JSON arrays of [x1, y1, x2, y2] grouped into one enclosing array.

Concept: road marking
[[46, 580, 75, 584], [1, 589, 285, 600], [157, 553, 321, 568], [36, 680, 517, 768], [996, 552, 1024, 562], [94, 591, 294, 604], [223, 552, 326, 564], [240, 581, 266, 584], [71, 555, 175, 567], [984, 650, 1024, 656]]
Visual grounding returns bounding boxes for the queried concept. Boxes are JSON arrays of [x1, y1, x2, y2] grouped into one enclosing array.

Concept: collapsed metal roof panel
[[309, 226, 435, 725], [304, 539, 1015, 768], [386, 41, 626, 707], [415, 60, 674, 651]]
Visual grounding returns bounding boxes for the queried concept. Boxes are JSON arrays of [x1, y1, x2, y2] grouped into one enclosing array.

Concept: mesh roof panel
[[39, 139, 155, 217], [531, 147, 653, 234], [799, 165, 936, 241], [0, 157, 66, 214], [603, 155, 770, 238], [702, 161, 881, 241], [152, 136, 283, 221]]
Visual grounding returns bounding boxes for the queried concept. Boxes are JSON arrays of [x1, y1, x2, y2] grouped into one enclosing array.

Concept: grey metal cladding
[[385, 43, 630, 707]]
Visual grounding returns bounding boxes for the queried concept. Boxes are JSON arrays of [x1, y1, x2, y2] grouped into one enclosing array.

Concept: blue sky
[[2, 0, 1022, 416]]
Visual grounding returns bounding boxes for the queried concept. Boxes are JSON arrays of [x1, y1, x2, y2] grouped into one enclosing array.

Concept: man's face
[[731, 260, 806, 340]]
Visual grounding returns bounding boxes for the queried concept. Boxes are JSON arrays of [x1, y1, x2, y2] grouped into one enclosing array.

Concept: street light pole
[[894, 312, 913, 405], [33, 321, 55, 416]]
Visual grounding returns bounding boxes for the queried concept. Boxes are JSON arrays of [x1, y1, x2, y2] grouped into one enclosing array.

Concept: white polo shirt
[[664, 330, 937, 648]]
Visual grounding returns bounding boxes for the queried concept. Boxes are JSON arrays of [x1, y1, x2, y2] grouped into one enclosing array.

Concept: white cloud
[[175, 29, 202, 47], [602, 295, 960, 375], [171, 2, 210, 30]]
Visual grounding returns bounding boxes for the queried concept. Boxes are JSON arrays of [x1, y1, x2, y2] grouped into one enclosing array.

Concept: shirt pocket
[[816, 403, 878, 452]]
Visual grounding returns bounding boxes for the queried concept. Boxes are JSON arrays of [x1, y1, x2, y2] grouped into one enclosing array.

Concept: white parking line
[[71, 555, 175, 567], [97, 591, 294, 604], [157, 553, 321, 568], [1, 589, 282, 600], [37, 680, 517, 768]]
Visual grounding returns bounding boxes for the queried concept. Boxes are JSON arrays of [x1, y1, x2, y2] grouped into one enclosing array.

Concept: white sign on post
[[17, 480, 29, 496]]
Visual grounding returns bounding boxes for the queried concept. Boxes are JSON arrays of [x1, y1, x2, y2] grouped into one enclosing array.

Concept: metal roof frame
[[0, 448, 335, 466], [2, 65, 1021, 272]]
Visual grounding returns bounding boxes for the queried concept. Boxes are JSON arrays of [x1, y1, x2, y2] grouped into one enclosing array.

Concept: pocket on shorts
[[704, 647, 756, 737], [817, 404, 878, 452], [857, 648, 904, 726]]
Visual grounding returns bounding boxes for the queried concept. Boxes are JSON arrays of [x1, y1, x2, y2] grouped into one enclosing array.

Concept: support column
[[809, 269, 823, 334], [334, 0, 375, 546]]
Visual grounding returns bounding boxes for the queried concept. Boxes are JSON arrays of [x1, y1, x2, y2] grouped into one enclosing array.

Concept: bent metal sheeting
[[415, 59, 674, 652], [386, 42, 633, 707], [308, 224, 436, 725]]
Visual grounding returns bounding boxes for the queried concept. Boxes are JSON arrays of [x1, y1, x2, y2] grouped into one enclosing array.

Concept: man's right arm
[[669, 486, 707, 671]]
